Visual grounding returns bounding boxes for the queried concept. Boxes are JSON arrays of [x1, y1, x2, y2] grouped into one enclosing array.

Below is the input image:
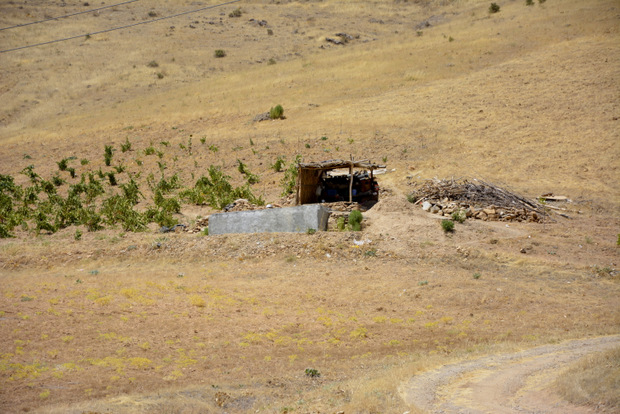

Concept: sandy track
[[401, 335, 620, 414]]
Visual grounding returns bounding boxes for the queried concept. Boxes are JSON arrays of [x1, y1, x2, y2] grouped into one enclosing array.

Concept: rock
[[430, 205, 441, 214], [422, 201, 432, 211]]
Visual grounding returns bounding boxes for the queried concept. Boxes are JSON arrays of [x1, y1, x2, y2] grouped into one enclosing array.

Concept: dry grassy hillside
[[0, 0, 618, 413]]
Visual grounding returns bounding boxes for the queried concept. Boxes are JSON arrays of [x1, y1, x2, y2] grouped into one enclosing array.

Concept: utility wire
[[0, 0, 241, 54], [0, 0, 141, 32]]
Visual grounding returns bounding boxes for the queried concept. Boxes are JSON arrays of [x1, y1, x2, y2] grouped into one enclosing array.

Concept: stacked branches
[[409, 178, 547, 222]]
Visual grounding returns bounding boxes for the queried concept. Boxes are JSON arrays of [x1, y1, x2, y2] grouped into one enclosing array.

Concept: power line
[[0, 0, 141, 32], [0, 0, 241, 54]]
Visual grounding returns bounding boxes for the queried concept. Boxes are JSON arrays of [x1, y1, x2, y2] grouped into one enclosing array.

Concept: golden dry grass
[[553, 346, 620, 410], [0, 0, 619, 412]]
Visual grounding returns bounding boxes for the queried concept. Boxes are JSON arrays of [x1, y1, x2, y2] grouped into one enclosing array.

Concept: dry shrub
[[553, 346, 620, 410]]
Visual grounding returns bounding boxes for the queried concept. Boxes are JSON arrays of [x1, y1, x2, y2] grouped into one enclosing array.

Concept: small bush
[[80, 158, 89, 165], [526, 0, 534, 5], [57, 158, 69, 171], [306, 228, 316, 235], [349, 210, 363, 231], [441, 219, 455, 233], [144, 145, 156, 156], [147, 60, 159, 68], [473, 272, 481, 280], [489, 3, 500, 13], [267, 29, 273, 35], [214, 49, 226, 58], [74, 229, 82, 241], [269, 104, 284, 120], [281, 155, 301, 196], [156, 72, 164, 79], [121, 138, 132, 152], [271, 156, 285, 172], [305, 368, 320, 378], [451, 210, 466, 223], [229, 7, 242, 17], [104, 145, 113, 166], [336, 217, 346, 231]]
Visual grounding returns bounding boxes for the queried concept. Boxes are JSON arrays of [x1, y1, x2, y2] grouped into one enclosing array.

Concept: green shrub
[[526, 0, 534, 5], [101, 195, 147, 232], [271, 156, 285, 172], [57, 158, 69, 171], [451, 210, 466, 223], [349, 210, 363, 231], [144, 145, 156, 156], [214, 49, 226, 58], [121, 138, 132, 152], [147, 60, 159, 68], [269, 104, 284, 120], [441, 219, 455, 233], [74, 229, 82, 241], [237, 159, 260, 184], [107, 172, 117, 186], [52, 175, 65, 187], [281, 155, 301, 196], [489, 3, 500, 13], [305, 368, 320, 378], [104, 145, 114, 166], [306, 228, 316, 235], [336, 217, 346, 231], [80, 158, 89, 165]]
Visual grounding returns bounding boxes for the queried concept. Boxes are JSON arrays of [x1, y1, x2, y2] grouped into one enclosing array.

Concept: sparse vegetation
[[0, 1, 617, 413], [229, 7, 242, 18], [451, 210, 466, 223], [554, 347, 620, 410], [280, 155, 301, 196]]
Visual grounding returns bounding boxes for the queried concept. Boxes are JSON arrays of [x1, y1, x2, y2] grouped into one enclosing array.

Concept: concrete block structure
[[209, 204, 330, 235]]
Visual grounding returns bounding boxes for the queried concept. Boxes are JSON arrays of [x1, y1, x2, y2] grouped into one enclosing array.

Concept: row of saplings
[[0, 149, 277, 238]]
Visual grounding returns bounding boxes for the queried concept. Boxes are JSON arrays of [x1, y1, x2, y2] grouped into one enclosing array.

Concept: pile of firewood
[[409, 178, 548, 222]]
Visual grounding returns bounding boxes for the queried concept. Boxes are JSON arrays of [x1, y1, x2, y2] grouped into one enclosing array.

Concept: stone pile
[[421, 200, 541, 222], [411, 178, 546, 223]]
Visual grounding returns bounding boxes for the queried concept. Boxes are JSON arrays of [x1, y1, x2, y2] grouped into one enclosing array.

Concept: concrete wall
[[209, 204, 330, 235]]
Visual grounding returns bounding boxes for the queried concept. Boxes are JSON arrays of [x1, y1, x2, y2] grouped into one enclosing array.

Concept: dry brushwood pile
[[409, 178, 548, 222]]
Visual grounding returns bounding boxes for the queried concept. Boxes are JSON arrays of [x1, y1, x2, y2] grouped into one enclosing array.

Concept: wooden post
[[348, 162, 353, 203], [295, 165, 301, 205]]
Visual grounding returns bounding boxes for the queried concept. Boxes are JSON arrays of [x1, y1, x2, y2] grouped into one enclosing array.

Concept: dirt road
[[401, 335, 620, 414]]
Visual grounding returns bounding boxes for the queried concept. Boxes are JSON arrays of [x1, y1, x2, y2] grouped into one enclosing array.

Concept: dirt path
[[401, 335, 620, 414]]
